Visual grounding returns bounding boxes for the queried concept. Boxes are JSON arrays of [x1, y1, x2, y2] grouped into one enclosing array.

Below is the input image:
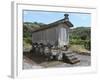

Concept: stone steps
[[63, 52, 80, 64]]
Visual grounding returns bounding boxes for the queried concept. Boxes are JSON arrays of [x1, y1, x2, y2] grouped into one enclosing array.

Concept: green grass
[[23, 40, 32, 49], [68, 45, 90, 55]]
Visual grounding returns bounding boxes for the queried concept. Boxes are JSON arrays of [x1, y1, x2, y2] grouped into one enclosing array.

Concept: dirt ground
[[23, 52, 91, 69]]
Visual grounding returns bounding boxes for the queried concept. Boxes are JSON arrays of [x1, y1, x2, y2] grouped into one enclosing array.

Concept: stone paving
[[23, 53, 91, 69]]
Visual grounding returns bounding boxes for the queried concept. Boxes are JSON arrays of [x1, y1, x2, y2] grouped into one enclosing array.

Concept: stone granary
[[32, 14, 73, 47], [31, 14, 80, 64]]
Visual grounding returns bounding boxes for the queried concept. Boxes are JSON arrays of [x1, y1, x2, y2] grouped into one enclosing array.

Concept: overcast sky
[[23, 10, 91, 27]]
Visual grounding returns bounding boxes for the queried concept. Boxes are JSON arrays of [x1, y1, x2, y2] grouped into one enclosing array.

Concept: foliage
[[69, 27, 91, 50], [23, 22, 42, 48], [69, 45, 90, 54]]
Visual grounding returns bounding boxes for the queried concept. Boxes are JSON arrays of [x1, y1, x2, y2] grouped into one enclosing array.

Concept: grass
[[68, 45, 90, 55], [23, 41, 32, 49]]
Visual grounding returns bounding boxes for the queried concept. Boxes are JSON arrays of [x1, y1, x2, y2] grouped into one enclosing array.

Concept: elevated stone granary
[[32, 14, 73, 47]]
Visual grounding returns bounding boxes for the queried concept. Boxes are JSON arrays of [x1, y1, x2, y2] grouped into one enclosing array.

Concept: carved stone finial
[[64, 14, 69, 20]]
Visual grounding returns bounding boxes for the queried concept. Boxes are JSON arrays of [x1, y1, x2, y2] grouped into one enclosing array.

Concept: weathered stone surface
[[62, 52, 80, 64], [23, 54, 91, 69], [56, 53, 63, 60]]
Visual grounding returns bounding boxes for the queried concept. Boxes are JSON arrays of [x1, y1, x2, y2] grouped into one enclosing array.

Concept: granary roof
[[32, 14, 73, 33]]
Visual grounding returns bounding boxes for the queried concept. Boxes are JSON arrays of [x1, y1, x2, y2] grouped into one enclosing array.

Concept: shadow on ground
[[23, 52, 56, 64]]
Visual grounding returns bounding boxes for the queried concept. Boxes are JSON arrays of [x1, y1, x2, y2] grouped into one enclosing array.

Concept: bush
[[69, 27, 91, 50], [70, 39, 84, 45], [84, 40, 91, 50], [23, 37, 32, 45]]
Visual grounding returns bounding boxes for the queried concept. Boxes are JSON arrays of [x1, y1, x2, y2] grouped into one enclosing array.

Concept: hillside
[[70, 27, 90, 40], [69, 27, 91, 50]]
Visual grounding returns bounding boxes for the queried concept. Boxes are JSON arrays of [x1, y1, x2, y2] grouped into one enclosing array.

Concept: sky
[[23, 10, 91, 27]]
